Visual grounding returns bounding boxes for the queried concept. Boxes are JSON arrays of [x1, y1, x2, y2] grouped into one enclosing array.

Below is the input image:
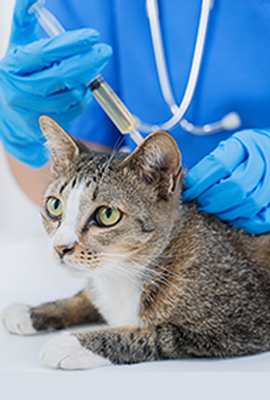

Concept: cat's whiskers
[[147, 270, 193, 299], [98, 251, 193, 302], [129, 258, 193, 299], [131, 256, 199, 282], [95, 250, 202, 283], [103, 263, 146, 307], [129, 260, 186, 306], [95, 254, 146, 292], [90, 255, 191, 305], [129, 263, 166, 294], [130, 245, 208, 259], [90, 248, 216, 301], [92, 252, 138, 275], [96, 244, 206, 265]]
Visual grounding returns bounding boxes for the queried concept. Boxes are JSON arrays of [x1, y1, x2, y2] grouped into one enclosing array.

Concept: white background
[[0, 0, 43, 235], [0, 0, 269, 397]]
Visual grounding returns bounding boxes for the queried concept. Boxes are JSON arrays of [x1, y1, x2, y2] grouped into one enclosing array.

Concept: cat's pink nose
[[54, 245, 74, 259]]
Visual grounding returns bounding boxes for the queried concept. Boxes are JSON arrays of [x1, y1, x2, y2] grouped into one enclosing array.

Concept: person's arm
[[6, 153, 52, 206]]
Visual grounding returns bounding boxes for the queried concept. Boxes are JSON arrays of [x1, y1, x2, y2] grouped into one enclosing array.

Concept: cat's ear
[[39, 116, 81, 175], [122, 131, 182, 197]]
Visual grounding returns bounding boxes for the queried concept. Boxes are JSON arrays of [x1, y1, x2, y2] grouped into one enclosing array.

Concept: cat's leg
[[2, 290, 102, 336], [40, 323, 221, 370]]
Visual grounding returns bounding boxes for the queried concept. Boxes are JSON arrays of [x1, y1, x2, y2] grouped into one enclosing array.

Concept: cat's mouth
[[58, 259, 90, 277], [52, 248, 88, 272]]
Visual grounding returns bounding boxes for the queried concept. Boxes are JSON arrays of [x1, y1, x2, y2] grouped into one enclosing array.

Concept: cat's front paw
[[2, 304, 37, 336], [40, 332, 112, 370]]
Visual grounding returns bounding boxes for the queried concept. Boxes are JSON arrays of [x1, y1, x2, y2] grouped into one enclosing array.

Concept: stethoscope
[[135, 0, 242, 135]]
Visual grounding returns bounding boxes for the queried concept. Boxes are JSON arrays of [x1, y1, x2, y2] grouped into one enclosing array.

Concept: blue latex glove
[[182, 129, 270, 235], [0, 0, 112, 167]]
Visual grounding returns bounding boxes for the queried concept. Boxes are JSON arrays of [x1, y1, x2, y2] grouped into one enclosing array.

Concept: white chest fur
[[86, 261, 143, 328]]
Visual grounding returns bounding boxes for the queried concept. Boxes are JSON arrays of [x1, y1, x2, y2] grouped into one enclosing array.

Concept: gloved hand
[[0, 0, 112, 167], [182, 129, 270, 235]]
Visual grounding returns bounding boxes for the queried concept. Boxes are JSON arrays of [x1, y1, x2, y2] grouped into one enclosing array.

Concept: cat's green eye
[[46, 197, 63, 219], [97, 206, 122, 227]]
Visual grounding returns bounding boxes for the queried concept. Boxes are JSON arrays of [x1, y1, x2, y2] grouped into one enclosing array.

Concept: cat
[[3, 115, 270, 370]]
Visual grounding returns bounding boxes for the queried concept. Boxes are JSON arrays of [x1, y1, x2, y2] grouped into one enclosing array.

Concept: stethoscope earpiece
[[180, 112, 242, 135]]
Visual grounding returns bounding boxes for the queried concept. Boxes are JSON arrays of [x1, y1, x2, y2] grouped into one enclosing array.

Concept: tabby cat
[[3, 116, 270, 370]]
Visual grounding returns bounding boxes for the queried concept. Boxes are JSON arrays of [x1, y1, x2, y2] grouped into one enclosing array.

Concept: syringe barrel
[[89, 76, 137, 134], [30, 3, 140, 138]]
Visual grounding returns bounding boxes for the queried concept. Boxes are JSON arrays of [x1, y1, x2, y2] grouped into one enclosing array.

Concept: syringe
[[28, 0, 143, 146]]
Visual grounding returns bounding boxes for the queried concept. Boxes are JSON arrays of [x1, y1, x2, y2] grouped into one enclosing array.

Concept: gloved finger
[[6, 43, 112, 96], [182, 137, 246, 202], [231, 206, 270, 235], [2, 114, 50, 167], [216, 133, 270, 220], [194, 134, 265, 214], [1, 108, 45, 142], [7, 84, 92, 113], [9, 0, 40, 48], [47, 94, 92, 127], [8, 29, 100, 74]]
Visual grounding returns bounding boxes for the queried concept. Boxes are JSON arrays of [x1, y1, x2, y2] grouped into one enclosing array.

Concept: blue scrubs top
[[45, 0, 270, 169]]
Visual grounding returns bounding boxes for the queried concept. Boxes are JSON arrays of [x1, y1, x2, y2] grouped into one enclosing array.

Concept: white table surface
[[0, 231, 269, 398]]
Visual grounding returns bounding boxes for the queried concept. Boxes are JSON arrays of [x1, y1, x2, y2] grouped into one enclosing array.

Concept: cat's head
[[40, 116, 182, 277]]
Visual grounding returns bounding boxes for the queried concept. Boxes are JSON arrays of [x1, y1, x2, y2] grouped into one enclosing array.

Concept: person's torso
[[46, 0, 270, 168]]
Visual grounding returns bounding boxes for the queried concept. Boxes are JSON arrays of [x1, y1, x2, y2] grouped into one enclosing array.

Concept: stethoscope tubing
[[136, 0, 241, 135]]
